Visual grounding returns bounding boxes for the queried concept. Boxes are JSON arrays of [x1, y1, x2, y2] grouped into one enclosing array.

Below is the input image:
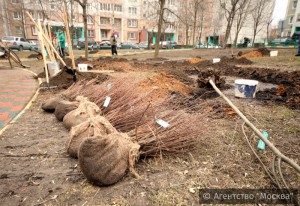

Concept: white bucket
[[270, 51, 278, 57], [47, 62, 60, 77], [213, 58, 221, 63], [235, 79, 259, 98], [78, 64, 88, 71]]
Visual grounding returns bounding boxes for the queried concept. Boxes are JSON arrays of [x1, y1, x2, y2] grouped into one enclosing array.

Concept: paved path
[[0, 68, 38, 131]]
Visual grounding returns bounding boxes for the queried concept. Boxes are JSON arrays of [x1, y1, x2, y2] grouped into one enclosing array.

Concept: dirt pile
[[138, 73, 191, 99], [38, 70, 109, 88], [241, 48, 270, 58]]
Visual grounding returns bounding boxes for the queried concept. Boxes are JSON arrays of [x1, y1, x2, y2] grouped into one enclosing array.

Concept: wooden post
[[42, 23, 55, 62], [62, 3, 76, 70], [26, 11, 67, 67], [38, 20, 49, 86], [47, 24, 55, 59]]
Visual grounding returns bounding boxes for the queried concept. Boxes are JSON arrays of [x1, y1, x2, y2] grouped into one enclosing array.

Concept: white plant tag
[[103, 96, 111, 107], [107, 83, 111, 92], [156, 119, 170, 128]]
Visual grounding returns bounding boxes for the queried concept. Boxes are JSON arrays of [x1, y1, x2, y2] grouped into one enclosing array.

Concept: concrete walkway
[[0, 68, 38, 131]]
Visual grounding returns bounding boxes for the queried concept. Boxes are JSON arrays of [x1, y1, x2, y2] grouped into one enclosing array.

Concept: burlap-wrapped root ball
[[54, 100, 78, 121], [78, 133, 140, 186], [65, 116, 117, 158], [63, 96, 101, 129], [41, 97, 63, 113]]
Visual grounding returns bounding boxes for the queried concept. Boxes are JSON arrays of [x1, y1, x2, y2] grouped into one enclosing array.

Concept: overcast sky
[[272, 0, 288, 25]]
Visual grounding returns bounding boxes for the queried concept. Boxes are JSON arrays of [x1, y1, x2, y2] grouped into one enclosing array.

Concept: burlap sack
[[41, 97, 63, 113], [78, 133, 140, 186], [54, 100, 78, 121], [63, 96, 101, 129], [65, 116, 117, 158]]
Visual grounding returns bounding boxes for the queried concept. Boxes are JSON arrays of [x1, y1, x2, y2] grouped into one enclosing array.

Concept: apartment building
[[1, 0, 276, 46], [282, 0, 300, 37]]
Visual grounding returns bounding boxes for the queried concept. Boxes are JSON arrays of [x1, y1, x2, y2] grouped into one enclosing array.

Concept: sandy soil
[[0, 48, 299, 205]]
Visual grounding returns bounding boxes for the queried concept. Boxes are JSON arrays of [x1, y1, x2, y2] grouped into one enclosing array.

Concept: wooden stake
[[42, 23, 55, 62], [47, 24, 55, 60], [38, 20, 49, 86], [62, 3, 76, 70], [26, 11, 67, 67], [209, 79, 300, 173]]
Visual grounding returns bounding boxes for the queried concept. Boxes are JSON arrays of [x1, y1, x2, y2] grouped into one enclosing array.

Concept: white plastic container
[[235, 79, 259, 98], [270, 51, 278, 57], [78, 64, 88, 71], [47, 62, 60, 77], [213, 58, 221, 63]]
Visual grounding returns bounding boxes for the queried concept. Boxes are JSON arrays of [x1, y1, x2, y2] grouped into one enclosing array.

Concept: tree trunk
[[154, 0, 165, 58], [82, 5, 88, 59], [185, 25, 189, 45], [192, 6, 198, 46], [21, 0, 27, 39]]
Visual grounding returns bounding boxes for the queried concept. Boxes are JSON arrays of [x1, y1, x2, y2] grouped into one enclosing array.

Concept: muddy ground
[[0, 48, 299, 205]]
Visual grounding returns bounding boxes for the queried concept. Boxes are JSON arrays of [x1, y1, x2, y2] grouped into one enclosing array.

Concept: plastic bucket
[[235, 79, 259, 98], [47, 62, 60, 77], [270, 51, 278, 57], [78, 64, 88, 71], [213, 58, 220, 63]]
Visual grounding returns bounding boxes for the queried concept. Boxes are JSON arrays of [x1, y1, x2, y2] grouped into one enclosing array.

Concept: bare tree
[[219, 0, 244, 47], [154, 0, 166, 58], [233, 0, 251, 46], [74, 0, 88, 59], [251, 0, 274, 46], [191, 0, 206, 46]]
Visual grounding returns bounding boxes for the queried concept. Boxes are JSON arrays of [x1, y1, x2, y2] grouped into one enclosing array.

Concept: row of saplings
[[42, 96, 140, 186]]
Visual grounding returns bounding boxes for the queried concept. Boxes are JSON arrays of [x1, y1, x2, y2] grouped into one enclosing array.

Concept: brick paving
[[0, 68, 38, 130]]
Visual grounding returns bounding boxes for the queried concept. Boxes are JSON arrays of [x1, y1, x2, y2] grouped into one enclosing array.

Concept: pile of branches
[[63, 77, 205, 157]]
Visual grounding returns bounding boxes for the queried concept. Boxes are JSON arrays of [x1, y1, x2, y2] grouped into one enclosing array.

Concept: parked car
[[99, 40, 111, 49], [76, 41, 100, 50], [138, 41, 149, 49], [1, 36, 32, 51], [168, 41, 178, 49], [271, 38, 291, 45], [120, 42, 139, 49]]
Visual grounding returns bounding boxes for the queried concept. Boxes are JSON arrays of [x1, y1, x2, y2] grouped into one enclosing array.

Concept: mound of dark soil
[[39, 70, 109, 88]]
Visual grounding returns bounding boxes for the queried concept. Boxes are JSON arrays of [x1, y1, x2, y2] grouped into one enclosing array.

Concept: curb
[[0, 69, 40, 136]]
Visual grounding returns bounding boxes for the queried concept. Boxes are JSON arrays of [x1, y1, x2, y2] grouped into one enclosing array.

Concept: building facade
[[282, 0, 300, 37], [0, 0, 276, 46]]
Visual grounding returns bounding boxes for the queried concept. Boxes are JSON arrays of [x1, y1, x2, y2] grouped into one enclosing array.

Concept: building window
[[13, 11, 22, 19], [87, 16, 93, 24], [31, 26, 37, 35], [29, 11, 35, 18], [114, 5, 122, 12], [100, 17, 109, 24], [168, 0, 175, 5], [128, 19, 137, 27], [88, 30, 94, 37], [37, 12, 43, 20], [129, 7, 137, 14], [114, 18, 121, 27], [128, 32, 136, 39], [293, 0, 298, 9], [16, 26, 22, 34], [12, 0, 19, 3], [100, 3, 111, 11], [50, 4, 55, 10], [87, 3, 93, 10], [101, 30, 108, 38], [290, 16, 294, 24], [297, 13, 300, 22]]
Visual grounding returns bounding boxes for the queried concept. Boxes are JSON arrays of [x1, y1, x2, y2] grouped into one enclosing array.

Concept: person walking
[[57, 29, 66, 58], [110, 33, 117, 56], [296, 37, 300, 56]]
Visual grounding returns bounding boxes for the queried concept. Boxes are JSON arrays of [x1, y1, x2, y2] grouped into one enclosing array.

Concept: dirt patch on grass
[[241, 48, 270, 58]]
